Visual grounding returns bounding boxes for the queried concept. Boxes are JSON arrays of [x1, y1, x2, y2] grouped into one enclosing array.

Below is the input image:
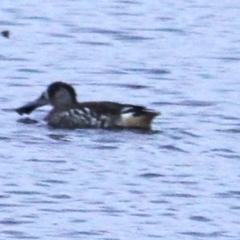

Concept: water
[[1, 0, 240, 239]]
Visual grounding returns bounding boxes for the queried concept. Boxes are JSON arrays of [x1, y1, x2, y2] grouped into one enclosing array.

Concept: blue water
[[1, 0, 240, 239]]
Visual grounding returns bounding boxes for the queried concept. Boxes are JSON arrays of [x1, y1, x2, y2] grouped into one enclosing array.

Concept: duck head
[[16, 81, 77, 115]]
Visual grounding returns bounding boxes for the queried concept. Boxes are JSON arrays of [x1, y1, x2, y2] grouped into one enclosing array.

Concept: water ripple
[[216, 191, 240, 199], [0, 219, 33, 225], [180, 231, 226, 238], [189, 215, 212, 222], [163, 193, 197, 198], [138, 173, 165, 178], [17, 68, 45, 73], [161, 144, 188, 153], [2, 230, 39, 239]]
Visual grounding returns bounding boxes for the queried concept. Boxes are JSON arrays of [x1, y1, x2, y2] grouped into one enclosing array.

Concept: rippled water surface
[[1, 1, 240, 239]]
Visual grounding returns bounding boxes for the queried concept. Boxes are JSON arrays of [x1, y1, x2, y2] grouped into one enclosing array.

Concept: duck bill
[[15, 93, 49, 115]]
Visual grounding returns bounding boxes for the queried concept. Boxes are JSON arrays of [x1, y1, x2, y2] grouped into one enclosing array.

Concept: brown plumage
[[16, 82, 160, 129]]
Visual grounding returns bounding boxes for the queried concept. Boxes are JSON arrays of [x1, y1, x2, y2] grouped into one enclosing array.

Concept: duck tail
[[121, 106, 160, 129]]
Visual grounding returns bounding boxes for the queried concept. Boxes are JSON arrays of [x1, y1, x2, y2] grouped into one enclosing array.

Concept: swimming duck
[[16, 81, 159, 129]]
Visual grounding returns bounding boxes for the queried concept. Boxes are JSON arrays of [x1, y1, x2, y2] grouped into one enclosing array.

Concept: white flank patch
[[121, 112, 134, 121]]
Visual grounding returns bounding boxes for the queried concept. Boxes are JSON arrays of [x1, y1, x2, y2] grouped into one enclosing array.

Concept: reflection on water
[[17, 117, 38, 124], [1, 0, 240, 239]]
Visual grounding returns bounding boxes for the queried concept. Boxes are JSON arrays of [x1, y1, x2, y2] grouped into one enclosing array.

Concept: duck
[[16, 81, 160, 129]]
